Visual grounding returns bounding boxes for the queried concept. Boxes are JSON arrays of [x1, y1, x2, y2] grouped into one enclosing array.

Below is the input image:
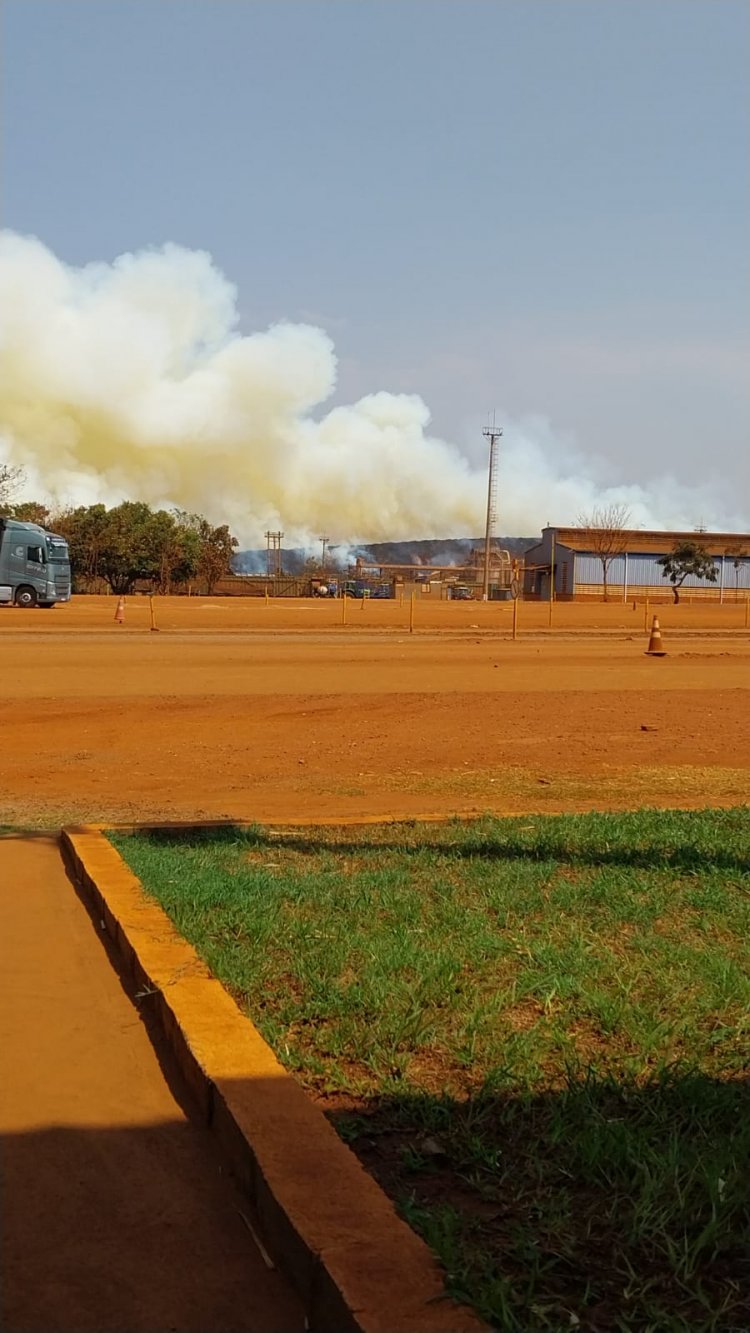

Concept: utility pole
[[319, 535, 329, 571], [264, 531, 284, 577], [482, 419, 503, 602]]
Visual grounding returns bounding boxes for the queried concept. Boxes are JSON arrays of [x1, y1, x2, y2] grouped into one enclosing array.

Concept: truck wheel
[[14, 586, 38, 608]]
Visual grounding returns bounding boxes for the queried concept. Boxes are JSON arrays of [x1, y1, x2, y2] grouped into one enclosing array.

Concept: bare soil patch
[[1, 597, 748, 825]]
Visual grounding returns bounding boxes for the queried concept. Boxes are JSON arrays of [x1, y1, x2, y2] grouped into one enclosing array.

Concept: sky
[[1, 0, 749, 540]]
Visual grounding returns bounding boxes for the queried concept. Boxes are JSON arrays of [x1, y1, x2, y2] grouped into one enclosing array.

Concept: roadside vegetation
[[2, 490, 237, 594], [111, 808, 750, 1332]]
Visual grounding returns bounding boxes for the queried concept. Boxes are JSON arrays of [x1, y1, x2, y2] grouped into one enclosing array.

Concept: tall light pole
[[482, 420, 503, 601], [319, 535, 329, 571]]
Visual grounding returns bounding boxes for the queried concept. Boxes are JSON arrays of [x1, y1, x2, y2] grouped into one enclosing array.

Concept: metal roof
[[544, 526, 750, 556]]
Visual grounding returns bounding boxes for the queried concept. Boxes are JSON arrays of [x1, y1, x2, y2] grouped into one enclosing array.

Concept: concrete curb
[[62, 826, 487, 1333]]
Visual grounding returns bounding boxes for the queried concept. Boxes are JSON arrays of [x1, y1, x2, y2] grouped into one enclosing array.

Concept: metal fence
[[574, 553, 750, 599]]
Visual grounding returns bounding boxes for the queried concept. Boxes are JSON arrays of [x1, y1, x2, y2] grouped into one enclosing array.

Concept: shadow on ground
[[0, 1118, 302, 1333], [328, 1073, 750, 1332], [128, 812, 750, 875]]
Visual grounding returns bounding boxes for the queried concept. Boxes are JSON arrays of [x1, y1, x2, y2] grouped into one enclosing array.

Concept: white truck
[[0, 517, 71, 607]]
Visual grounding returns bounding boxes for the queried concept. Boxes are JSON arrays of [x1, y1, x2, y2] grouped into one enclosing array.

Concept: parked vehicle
[[448, 584, 474, 601], [0, 517, 71, 607], [342, 579, 392, 599]]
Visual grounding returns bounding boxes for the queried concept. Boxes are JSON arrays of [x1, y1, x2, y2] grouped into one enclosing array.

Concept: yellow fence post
[[409, 591, 415, 634], [149, 595, 159, 633], [341, 591, 348, 626], [644, 596, 649, 634], [512, 595, 519, 641]]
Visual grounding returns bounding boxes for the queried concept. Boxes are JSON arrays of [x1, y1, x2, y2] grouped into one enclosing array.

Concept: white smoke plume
[[0, 231, 746, 542]]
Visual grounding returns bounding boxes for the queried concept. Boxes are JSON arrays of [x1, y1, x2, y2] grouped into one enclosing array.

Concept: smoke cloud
[[1, 231, 746, 541]]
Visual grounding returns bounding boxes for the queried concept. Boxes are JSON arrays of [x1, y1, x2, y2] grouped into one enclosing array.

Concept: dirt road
[[1, 593, 748, 636], [0, 834, 303, 1332], [0, 598, 748, 824]]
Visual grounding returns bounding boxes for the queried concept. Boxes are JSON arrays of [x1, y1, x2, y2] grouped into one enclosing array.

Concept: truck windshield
[[46, 539, 69, 562]]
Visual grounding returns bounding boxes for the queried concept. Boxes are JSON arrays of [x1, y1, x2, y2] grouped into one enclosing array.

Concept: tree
[[576, 504, 631, 601], [3, 501, 51, 526], [54, 504, 112, 587], [0, 463, 25, 508], [726, 542, 749, 601], [196, 521, 237, 594], [54, 501, 179, 594], [172, 512, 238, 593], [657, 541, 718, 604], [53, 502, 239, 594], [151, 510, 201, 594]]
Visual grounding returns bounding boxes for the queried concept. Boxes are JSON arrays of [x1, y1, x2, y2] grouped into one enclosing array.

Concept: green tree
[[3, 500, 51, 526], [52, 501, 237, 594], [53, 504, 110, 585], [107, 503, 203, 594], [152, 510, 201, 593], [171, 511, 238, 593], [55, 502, 175, 594], [196, 520, 238, 593], [657, 541, 718, 604]]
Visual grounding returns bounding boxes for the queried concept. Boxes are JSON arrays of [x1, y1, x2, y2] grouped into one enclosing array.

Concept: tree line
[[1, 469, 237, 594]]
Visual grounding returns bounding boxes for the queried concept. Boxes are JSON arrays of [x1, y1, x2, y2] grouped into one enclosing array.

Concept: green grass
[[110, 808, 750, 1332]]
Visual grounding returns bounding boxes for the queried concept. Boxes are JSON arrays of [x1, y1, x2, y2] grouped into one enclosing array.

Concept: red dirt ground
[[1, 596, 748, 825]]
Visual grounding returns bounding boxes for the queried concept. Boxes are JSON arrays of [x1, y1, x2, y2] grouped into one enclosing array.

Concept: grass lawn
[[110, 808, 750, 1332]]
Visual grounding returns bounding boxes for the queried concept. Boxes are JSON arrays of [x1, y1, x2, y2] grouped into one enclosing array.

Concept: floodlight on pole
[[482, 418, 503, 602]]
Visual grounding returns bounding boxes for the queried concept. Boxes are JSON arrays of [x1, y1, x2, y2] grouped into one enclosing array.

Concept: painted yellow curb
[[62, 825, 486, 1333]]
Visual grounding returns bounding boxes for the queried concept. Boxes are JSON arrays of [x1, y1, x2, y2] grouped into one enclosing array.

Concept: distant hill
[[233, 536, 538, 575]]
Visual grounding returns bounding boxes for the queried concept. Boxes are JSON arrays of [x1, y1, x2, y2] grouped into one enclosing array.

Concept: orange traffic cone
[[645, 615, 666, 656], [114, 596, 125, 625]]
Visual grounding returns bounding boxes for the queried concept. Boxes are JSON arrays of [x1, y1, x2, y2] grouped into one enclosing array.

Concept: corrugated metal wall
[[573, 553, 750, 592]]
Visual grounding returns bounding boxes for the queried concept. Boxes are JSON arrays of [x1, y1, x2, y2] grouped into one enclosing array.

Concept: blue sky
[[3, 0, 749, 526]]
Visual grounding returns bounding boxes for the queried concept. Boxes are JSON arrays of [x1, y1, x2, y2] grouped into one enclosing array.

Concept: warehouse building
[[523, 526, 750, 601]]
